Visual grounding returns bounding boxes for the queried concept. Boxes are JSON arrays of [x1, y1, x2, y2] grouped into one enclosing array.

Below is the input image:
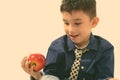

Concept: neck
[[76, 35, 90, 49], [76, 40, 89, 49]]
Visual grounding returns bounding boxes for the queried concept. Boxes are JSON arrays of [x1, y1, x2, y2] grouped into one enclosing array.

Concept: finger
[[24, 60, 31, 73], [30, 65, 40, 80], [21, 56, 28, 68], [21, 56, 31, 73], [30, 65, 35, 73], [29, 65, 36, 76]]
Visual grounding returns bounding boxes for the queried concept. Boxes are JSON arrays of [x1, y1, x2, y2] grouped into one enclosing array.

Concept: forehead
[[61, 10, 90, 21]]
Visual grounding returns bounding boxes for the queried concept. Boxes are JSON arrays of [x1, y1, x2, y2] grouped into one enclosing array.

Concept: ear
[[91, 17, 99, 28]]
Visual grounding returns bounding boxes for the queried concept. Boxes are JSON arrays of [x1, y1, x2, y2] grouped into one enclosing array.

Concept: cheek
[[79, 28, 91, 37], [81, 25, 91, 32], [64, 26, 68, 33], [81, 29, 90, 35]]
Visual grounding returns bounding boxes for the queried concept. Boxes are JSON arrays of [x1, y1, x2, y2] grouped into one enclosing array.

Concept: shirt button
[[81, 66, 84, 69]]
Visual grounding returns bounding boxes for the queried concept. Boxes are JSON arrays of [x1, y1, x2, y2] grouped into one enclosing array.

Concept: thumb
[[30, 65, 36, 72]]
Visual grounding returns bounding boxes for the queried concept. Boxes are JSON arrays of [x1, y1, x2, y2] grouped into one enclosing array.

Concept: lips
[[69, 34, 79, 38]]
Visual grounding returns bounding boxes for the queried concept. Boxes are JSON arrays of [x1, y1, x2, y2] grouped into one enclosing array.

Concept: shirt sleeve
[[95, 46, 114, 80], [43, 41, 65, 80]]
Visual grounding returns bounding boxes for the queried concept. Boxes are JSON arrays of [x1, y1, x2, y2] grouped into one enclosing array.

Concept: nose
[[68, 25, 76, 35]]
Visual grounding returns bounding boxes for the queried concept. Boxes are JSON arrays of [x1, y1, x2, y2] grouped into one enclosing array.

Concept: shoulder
[[94, 35, 114, 50], [48, 35, 67, 51], [51, 35, 67, 46]]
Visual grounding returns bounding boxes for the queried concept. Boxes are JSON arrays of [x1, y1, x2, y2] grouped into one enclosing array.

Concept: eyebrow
[[63, 19, 67, 22], [63, 19, 82, 22]]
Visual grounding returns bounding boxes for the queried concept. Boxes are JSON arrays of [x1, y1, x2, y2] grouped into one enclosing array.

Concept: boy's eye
[[64, 22, 69, 25], [75, 23, 82, 25]]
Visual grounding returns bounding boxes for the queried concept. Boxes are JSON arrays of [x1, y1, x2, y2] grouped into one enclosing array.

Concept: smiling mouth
[[69, 34, 79, 38]]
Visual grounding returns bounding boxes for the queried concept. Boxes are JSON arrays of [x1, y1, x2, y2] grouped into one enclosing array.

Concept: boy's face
[[62, 10, 99, 46]]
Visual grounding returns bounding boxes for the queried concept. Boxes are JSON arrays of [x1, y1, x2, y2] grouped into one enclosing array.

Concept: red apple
[[28, 53, 46, 72]]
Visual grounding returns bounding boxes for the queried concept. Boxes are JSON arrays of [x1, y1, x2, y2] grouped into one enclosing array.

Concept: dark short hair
[[60, 0, 96, 19]]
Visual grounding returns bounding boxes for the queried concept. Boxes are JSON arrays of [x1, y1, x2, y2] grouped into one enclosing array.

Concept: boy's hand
[[21, 56, 42, 80]]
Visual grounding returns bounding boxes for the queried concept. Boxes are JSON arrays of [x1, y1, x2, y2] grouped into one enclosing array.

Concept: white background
[[0, 0, 120, 79]]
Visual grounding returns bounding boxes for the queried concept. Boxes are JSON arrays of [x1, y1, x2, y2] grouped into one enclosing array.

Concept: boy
[[21, 0, 114, 80]]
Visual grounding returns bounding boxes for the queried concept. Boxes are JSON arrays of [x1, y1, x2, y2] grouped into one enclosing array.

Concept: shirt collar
[[87, 33, 98, 51], [67, 33, 98, 51], [67, 36, 76, 51]]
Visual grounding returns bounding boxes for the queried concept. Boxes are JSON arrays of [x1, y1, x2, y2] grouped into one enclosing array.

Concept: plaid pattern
[[69, 48, 89, 80]]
